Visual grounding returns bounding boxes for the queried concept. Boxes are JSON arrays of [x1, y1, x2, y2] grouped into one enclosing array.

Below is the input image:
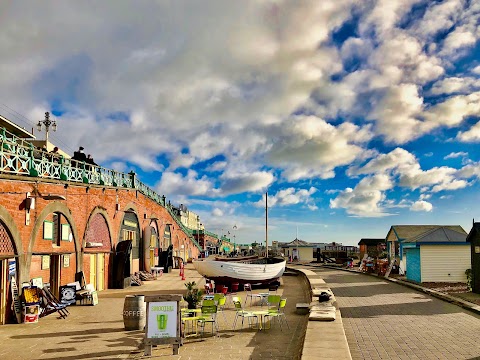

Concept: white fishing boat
[[192, 256, 286, 284], [193, 191, 285, 284]]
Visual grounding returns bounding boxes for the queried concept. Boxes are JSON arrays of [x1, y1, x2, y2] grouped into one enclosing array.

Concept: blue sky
[[1, 1, 480, 246]]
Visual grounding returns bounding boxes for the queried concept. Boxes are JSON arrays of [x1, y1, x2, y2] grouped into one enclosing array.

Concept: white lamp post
[[37, 112, 57, 143]]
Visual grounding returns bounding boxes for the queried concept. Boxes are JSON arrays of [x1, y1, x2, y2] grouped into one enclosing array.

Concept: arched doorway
[[0, 220, 17, 324], [84, 212, 112, 292], [30, 211, 76, 300], [118, 210, 140, 278]]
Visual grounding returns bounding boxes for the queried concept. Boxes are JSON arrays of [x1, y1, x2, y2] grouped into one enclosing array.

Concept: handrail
[[0, 125, 204, 250]]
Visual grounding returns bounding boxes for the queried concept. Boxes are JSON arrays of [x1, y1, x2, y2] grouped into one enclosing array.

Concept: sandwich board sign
[[144, 294, 182, 356]]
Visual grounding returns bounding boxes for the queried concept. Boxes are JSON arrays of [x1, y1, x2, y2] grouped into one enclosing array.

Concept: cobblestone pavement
[[313, 267, 480, 360], [0, 265, 309, 360]]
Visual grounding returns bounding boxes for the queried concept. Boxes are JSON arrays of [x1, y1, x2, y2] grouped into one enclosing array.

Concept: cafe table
[[252, 310, 270, 330], [181, 308, 201, 338]]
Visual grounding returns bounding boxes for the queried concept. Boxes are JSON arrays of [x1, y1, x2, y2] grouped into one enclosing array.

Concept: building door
[[90, 254, 97, 290], [50, 255, 61, 299], [97, 254, 105, 291], [0, 259, 7, 324]]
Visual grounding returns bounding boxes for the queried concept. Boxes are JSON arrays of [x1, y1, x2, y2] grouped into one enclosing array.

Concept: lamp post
[[233, 224, 237, 254], [37, 112, 57, 143]]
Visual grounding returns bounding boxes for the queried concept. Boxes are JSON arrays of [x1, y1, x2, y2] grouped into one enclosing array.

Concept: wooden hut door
[[49, 255, 61, 299], [97, 254, 105, 291], [90, 254, 97, 290]]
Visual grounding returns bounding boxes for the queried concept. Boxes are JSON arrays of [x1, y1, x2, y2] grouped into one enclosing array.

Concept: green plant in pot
[[183, 281, 203, 309]]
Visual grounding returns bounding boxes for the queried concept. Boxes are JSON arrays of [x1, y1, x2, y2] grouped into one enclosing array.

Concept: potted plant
[[183, 281, 203, 309]]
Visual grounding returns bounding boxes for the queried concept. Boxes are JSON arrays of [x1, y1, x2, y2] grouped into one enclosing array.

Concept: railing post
[[28, 148, 38, 177], [82, 162, 89, 183], [59, 156, 67, 181]]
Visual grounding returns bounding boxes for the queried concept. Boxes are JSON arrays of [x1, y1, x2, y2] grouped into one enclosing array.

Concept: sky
[[0, 1, 480, 246]]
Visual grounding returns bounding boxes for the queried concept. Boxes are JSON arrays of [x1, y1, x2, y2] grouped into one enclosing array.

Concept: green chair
[[216, 295, 227, 323], [233, 300, 258, 331], [266, 298, 289, 330], [202, 299, 215, 306], [267, 295, 281, 311], [197, 304, 218, 337]]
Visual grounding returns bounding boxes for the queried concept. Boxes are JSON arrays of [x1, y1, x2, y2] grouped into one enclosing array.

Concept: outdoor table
[[252, 310, 270, 330], [151, 267, 163, 277], [181, 309, 201, 338]]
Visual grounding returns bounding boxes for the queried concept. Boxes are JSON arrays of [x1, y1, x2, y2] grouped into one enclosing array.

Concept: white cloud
[[212, 208, 224, 217], [457, 121, 480, 142], [220, 170, 274, 195], [330, 174, 394, 217], [349, 147, 417, 176], [351, 148, 472, 194], [424, 92, 480, 128], [268, 116, 373, 181], [254, 187, 317, 209], [430, 77, 480, 95], [444, 152, 468, 159], [441, 28, 477, 56], [156, 170, 215, 196], [410, 200, 433, 212], [473, 66, 480, 75], [369, 84, 426, 144]]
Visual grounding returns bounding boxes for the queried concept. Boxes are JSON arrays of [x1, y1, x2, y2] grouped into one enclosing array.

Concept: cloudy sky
[[1, 1, 480, 246]]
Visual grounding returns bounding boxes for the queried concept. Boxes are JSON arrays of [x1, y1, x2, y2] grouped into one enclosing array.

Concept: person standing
[[72, 146, 87, 162]]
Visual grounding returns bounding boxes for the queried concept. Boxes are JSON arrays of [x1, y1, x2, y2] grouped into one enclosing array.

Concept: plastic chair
[[244, 283, 262, 306], [216, 295, 227, 323], [197, 304, 218, 337], [202, 299, 215, 306], [266, 295, 281, 313], [233, 300, 258, 330], [266, 298, 289, 330]]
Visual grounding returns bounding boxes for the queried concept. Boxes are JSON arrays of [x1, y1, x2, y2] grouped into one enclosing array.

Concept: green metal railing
[[0, 126, 203, 250]]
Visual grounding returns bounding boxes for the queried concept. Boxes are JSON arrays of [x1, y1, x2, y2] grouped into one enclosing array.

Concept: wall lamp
[[25, 192, 66, 225]]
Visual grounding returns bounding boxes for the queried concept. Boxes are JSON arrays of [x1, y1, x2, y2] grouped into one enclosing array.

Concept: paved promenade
[[313, 267, 480, 360], [0, 264, 309, 360]]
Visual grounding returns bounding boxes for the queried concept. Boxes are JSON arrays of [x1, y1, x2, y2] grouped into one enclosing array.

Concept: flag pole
[[265, 191, 268, 258]]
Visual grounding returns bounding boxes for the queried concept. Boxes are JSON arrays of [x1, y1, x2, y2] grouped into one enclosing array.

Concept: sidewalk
[[315, 263, 480, 316], [0, 264, 309, 360]]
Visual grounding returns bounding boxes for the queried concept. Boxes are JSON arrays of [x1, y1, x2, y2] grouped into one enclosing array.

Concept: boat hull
[[192, 258, 286, 285]]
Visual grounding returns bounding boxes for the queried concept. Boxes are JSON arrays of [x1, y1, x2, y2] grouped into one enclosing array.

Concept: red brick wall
[[0, 176, 200, 287]]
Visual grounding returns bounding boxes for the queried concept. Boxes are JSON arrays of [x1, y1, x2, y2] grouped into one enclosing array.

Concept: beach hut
[[394, 226, 469, 283]]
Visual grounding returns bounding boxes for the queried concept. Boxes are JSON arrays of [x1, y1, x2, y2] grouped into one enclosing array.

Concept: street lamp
[[233, 224, 237, 253], [37, 112, 57, 143]]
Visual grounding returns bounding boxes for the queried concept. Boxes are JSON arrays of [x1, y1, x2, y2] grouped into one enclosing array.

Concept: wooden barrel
[[123, 295, 146, 330]]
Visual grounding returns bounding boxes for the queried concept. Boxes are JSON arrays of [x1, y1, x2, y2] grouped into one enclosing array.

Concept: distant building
[[358, 238, 386, 260], [386, 225, 469, 282]]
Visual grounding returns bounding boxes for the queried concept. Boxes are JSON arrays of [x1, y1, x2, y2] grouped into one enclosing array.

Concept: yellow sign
[[41, 256, 50, 270], [123, 220, 137, 228]]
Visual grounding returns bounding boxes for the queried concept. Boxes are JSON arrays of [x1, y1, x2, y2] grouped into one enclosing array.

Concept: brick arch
[[0, 205, 22, 258], [84, 208, 112, 251], [27, 201, 81, 275]]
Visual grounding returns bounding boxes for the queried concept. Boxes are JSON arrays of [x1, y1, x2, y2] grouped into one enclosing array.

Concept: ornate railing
[[0, 126, 203, 250]]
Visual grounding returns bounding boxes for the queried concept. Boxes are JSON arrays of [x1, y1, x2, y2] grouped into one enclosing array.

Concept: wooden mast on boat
[[265, 191, 268, 258]]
